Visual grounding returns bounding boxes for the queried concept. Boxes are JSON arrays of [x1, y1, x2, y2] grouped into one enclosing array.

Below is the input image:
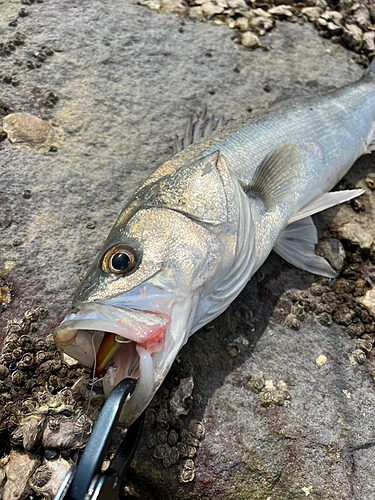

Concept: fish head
[[55, 151, 241, 425]]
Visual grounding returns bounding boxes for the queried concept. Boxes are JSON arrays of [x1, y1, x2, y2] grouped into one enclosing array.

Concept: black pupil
[[111, 252, 130, 272]]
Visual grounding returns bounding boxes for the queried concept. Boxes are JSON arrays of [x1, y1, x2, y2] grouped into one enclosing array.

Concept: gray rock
[[1, 1, 374, 499]]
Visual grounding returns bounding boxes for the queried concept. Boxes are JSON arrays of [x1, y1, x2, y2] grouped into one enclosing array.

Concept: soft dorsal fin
[[288, 189, 365, 223], [273, 216, 338, 278], [246, 143, 302, 209]]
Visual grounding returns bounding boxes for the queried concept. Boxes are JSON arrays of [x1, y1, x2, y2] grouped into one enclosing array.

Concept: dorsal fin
[[246, 143, 302, 209]]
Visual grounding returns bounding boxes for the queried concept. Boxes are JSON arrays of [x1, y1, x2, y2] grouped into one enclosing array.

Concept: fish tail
[[363, 57, 375, 78]]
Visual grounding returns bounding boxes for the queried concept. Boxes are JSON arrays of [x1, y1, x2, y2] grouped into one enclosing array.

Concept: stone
[[353, 5, 370, 30], [240, 31, 262, 48], [249, 15, 274, 35], [316, 238, 346, 272], [188, 6, 204, 21], [226, 0, 248, 11], [201, 1, 224, 16], [342, 24, 363, 50], [301, 6, 322, 22], [362, 32, 375, 52], [235, 16, 249, 30], [160, 0, 187, 14], [268, 5, 293, 17]]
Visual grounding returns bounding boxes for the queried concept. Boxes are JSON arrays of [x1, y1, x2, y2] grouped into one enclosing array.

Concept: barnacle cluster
[[144, 358, 204, 482], [0, 308, 96, 499], [285, 242, 375, 366], [247, 374, 291, 408]]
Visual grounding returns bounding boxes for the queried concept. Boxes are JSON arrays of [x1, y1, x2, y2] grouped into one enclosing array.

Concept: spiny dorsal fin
[[246, 143, 302, 210]]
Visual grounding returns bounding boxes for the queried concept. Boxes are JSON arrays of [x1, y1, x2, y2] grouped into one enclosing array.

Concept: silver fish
[[55, 61, 375, 425]]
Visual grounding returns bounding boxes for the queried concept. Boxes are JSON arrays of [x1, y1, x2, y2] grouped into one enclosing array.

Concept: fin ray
[[274, 217, 338, 278], [246, 143, 302, 209], [289, 189, 365, 223]]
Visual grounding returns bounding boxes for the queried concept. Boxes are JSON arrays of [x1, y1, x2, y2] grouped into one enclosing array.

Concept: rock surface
[[1, 1, 375, 499]]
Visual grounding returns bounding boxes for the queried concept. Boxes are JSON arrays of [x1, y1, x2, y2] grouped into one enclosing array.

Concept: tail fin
[[363, 57, 375, 78]]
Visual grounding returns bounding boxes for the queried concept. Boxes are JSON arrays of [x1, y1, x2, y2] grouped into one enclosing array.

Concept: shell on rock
[[42, 412, 93, 449], [29, 457, 71, 499]]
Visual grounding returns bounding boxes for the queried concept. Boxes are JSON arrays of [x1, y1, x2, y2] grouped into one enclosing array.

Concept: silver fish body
[[55, 64, 375, 425]]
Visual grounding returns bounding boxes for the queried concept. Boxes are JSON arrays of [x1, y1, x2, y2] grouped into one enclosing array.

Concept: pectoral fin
[[288, 189, 365, 223], [246, 143, 302, 209], [273, 217, 338, 278]]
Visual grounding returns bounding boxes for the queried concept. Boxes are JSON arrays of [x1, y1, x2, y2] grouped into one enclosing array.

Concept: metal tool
[[54, 378, 144, 500]]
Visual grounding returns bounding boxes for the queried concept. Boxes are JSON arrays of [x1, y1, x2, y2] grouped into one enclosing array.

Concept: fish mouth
[[55, 284, 195, 425], [55, 302, 171, 382]]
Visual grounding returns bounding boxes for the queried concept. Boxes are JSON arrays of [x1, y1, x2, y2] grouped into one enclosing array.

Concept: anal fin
[[273, 217, 338, 278]]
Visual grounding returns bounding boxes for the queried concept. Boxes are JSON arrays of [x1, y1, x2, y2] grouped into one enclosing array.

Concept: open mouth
[[55, 303, 171, 385], [55, 284, 195, 425]]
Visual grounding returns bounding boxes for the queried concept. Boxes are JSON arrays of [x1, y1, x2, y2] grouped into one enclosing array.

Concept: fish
[[54, 60, 375, 426]]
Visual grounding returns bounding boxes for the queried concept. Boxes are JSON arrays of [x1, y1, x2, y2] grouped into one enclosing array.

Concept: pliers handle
[[54, 378, 144, 500]]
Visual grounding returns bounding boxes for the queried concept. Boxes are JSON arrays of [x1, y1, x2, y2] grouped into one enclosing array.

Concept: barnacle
[[168, 429, 178, 446], [285, 313, 300, 330], [179, 459, 195, 482], [188, 420, 205, 440], [169, 446, 180, 464], [352, 349, 366, 364], [154, 444, 168, 459], [29, 465, 51, 488], [157, 430, 168, 443], [73, 413, 92, 437]]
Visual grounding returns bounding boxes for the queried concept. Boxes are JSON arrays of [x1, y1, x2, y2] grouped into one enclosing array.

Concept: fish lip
[[55, 301, 172, 368]]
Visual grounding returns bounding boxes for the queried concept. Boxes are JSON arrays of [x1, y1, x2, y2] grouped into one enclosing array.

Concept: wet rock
[[316, 238, 346, 272], [2, 1, 375, 498]]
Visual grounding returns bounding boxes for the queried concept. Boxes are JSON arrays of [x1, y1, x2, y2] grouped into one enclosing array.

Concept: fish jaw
[[55, 284, 197, 425]]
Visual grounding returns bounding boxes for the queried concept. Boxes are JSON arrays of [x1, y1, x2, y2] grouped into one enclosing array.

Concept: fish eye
[[101, 244, 137, 274]]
